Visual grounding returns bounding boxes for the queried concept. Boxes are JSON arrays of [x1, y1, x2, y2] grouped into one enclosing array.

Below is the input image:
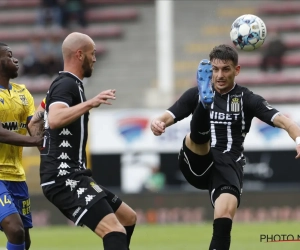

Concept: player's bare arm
[[273, 113, 300, 159], [48, 89, 116, 129], [0, 122, 42, 147], [28, 104, 45, 137], [151, 111, 174, 136]]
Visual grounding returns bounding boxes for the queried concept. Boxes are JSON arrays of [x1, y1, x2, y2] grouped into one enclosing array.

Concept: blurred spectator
[[22, 32, 49, 76], [260, 32, 287, 72], [43, 28, 64, 75], [61, 0, 88, 29], [36, 0, 64, 27], [22, 29, 63, 77], [143, 166, 166, 192]]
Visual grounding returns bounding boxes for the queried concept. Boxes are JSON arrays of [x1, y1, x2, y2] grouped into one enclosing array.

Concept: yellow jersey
[[0, 82, 35, 181]]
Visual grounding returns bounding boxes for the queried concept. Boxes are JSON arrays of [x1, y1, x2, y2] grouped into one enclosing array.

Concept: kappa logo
[[58, 162, 71, 169], [65, 179, 79, 191], [85, 195, 95, 205], [59, 128, 73, 136], [57, 170, 70, 177], [112, 195, 118, 203], [77, 188, 87, 198], [57, 152, 71, 160], [263, 101, 273, 110], [198, 129, 210, 135], [59, 140, 72, 148]]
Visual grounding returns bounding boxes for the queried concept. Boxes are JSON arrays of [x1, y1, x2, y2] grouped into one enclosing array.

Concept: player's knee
[[126, 209, 137, 226], [101, 223, 126, 237], [95, 214, 126, 238], [4, 223, 25, 243], [214, 190, 239, 219], [185, 134, 210, 155]]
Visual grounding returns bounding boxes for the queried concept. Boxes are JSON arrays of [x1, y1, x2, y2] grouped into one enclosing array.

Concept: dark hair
[[209, 44, 238, 66]]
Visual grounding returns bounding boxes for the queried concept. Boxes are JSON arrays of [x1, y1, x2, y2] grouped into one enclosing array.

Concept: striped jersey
[[40, 72, 89, 184], [168, 84, 279, 160], [0, 82, 35, 181]]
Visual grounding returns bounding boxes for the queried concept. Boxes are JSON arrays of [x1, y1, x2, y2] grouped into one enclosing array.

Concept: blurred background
[[1, 0, 300, 248]]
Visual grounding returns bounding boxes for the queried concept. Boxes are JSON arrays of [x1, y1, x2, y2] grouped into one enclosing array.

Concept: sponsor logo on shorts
[[220, 186, 239, 194], [72, 207, 81, 217], [112, 195, 118, 203], [22, 198, 31, 215], [90, 182, 103, 193]]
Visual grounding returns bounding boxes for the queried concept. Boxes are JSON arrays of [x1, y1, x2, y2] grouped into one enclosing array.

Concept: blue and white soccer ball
[[230, 14, 267, 51]]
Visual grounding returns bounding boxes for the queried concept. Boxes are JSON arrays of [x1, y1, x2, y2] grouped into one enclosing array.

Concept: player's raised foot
[[197, 59, 214, 109]]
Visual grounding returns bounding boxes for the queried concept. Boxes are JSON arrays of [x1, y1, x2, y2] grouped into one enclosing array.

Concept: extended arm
[[0, 122, 42, 146], [48, 89, 116, 129], [273, 113, 300, 159], [151, 111, 174, 136], [151, 87, 198, 136]]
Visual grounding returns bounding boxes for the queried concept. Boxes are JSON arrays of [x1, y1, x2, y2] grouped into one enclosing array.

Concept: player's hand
[[295, 145, 300, 159], [90, 89, 116, 107], [151, 119, 166, 136]]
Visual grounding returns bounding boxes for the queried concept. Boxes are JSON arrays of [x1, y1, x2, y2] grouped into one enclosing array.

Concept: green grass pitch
[[0, 222, 299, 250]]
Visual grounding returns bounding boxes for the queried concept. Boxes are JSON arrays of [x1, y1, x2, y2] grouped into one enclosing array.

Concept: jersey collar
[[0, 83, 12, 90], [213, 82, 237, 96], [59, 71, 83, 86]]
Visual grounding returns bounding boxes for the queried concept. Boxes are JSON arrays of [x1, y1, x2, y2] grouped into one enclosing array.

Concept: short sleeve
[[244, 91, 279, 127], [47, 78, 79, 108], [25, 89, 35, 123], [167, 87, 198, 123]]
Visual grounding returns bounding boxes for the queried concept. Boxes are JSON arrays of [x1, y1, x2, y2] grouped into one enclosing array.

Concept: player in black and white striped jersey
[[151, 44, 300, 250], [29, 32, 136, 250]]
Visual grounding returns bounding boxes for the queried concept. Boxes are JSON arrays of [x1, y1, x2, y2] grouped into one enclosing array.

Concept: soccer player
[[28, 32, 136, 250], [0, 42, 43, 250], [151, 44, 300, 250]]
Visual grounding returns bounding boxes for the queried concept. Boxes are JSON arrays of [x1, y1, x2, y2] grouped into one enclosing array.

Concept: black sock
[[103, 232, 128, 250], [190, 102, 210, 144], [209, 218, 232, 250], [124, 225, 135, 249]]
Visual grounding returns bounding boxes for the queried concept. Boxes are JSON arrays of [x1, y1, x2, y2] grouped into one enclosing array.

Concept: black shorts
[[41, 170, 123, 226], [178, 140, 244, 207], [209, 149, 245, 207]]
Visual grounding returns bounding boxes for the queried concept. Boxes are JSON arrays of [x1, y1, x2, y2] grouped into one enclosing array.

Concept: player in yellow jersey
[[0, 42, 43, 250]]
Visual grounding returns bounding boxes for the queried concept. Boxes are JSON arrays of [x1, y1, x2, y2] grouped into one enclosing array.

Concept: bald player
[[29, 32, 136, 250]]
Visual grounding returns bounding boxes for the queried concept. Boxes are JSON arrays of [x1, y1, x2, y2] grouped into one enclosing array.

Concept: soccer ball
[[230, 14, 267, 51]]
